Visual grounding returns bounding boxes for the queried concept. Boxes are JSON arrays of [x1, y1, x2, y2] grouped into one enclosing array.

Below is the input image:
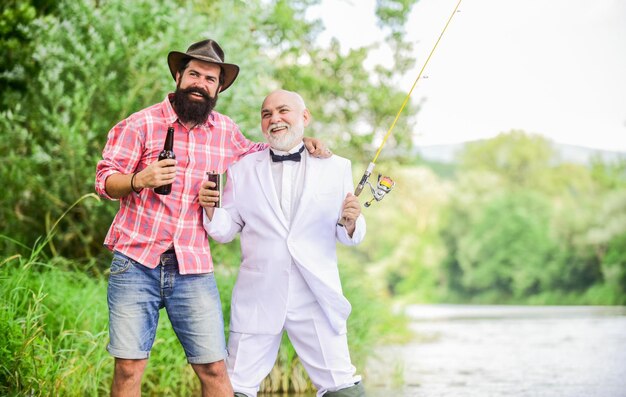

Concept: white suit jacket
[[204, 148, 366, 335]]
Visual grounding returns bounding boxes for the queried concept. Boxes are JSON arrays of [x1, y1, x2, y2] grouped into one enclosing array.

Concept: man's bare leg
[[192, 360, 233, 397], [111, 358, 148, 397]]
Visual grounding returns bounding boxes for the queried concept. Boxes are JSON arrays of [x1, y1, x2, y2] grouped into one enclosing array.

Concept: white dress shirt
[[269, 142, 306, 224]]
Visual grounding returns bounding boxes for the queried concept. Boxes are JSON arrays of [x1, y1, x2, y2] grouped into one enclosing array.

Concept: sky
[[308, 0, 626, 152]]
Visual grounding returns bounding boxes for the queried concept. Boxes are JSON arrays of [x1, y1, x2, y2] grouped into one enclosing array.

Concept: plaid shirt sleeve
[[95, 118, 145, 200], [230, 123, 268, 158]]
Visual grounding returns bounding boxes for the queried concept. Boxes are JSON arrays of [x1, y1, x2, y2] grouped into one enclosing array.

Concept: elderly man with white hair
[[200, 89, 367, 397]]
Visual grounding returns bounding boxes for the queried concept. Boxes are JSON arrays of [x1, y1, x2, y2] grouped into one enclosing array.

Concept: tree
[[457, 130, 554, 189], [440, 130, 624, 302], [0, 0, 422, 259], [0, 0, 59, 109], [455, 191, 559, 299], [1, 0, 211, 259]]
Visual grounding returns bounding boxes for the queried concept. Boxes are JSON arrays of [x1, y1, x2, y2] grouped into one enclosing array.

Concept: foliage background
[[1, 0, 625, 395]]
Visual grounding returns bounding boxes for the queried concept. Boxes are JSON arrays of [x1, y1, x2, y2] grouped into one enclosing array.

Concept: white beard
[[266, 123, 304, 152]]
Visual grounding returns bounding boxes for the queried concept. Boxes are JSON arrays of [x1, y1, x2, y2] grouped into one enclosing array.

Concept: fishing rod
[[339, 0, 463, 226]]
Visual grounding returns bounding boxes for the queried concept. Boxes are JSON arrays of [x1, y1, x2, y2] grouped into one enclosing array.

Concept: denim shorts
[[107, 251, 226, 364]]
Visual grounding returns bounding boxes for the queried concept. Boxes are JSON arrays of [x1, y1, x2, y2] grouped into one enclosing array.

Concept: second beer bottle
[[154, 126, 175, 195]]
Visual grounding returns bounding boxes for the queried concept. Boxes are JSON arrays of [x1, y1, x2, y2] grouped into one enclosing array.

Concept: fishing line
[[354, 0, 462, 198], [339, 0, 463, 225], [371, 0, 464, 165]]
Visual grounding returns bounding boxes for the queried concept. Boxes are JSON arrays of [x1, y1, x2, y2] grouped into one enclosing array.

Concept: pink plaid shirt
[[95, 94, 266, 274]]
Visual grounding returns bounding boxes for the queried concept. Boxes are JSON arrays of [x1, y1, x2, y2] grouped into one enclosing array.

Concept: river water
[[365, 304, 626, 397], [261, 305, 626, 397]]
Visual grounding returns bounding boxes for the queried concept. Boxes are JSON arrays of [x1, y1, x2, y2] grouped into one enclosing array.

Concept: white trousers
[[226, 265, 360, 397]]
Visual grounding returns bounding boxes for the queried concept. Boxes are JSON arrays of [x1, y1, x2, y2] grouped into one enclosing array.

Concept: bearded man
[[200, 89, 367, 397], [95, 41, 327, 397]]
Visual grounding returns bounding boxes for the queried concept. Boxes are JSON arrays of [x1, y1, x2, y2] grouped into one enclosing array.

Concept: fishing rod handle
[[337, 162, 375, 227], [354, 162, 376, 197]]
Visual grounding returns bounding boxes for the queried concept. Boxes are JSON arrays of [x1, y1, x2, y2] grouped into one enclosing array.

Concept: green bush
[[0, 0, 208, 260]]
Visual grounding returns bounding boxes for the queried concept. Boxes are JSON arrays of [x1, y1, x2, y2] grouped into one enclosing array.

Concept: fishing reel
[[337, 162, 395, 227], [364, 174, 395, 207], [354, 162, 395, 208]]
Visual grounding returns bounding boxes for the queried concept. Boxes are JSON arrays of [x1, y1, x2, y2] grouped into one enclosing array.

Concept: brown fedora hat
[[167, 39, 240, 92]]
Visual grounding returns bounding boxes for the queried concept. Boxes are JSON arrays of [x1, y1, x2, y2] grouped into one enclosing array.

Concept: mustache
[[269, 122, 289, 132], [180, 86, 211, 100]]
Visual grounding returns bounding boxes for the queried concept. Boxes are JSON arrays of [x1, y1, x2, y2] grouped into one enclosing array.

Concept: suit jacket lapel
[[255, 153, 289, 229]]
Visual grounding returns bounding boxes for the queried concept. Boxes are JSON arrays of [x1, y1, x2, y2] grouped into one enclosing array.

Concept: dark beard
[[172, 86, 218, 125]]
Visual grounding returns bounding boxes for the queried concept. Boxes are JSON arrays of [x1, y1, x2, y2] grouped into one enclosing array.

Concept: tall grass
[[0, 249, 110, 395], [0, 195, 405, 395], [0, 248, 209, 396], [0, 194, 201, 395]]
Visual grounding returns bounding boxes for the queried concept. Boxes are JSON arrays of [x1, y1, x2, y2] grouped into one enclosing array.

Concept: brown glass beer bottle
[[154, 126, 175, 195]]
